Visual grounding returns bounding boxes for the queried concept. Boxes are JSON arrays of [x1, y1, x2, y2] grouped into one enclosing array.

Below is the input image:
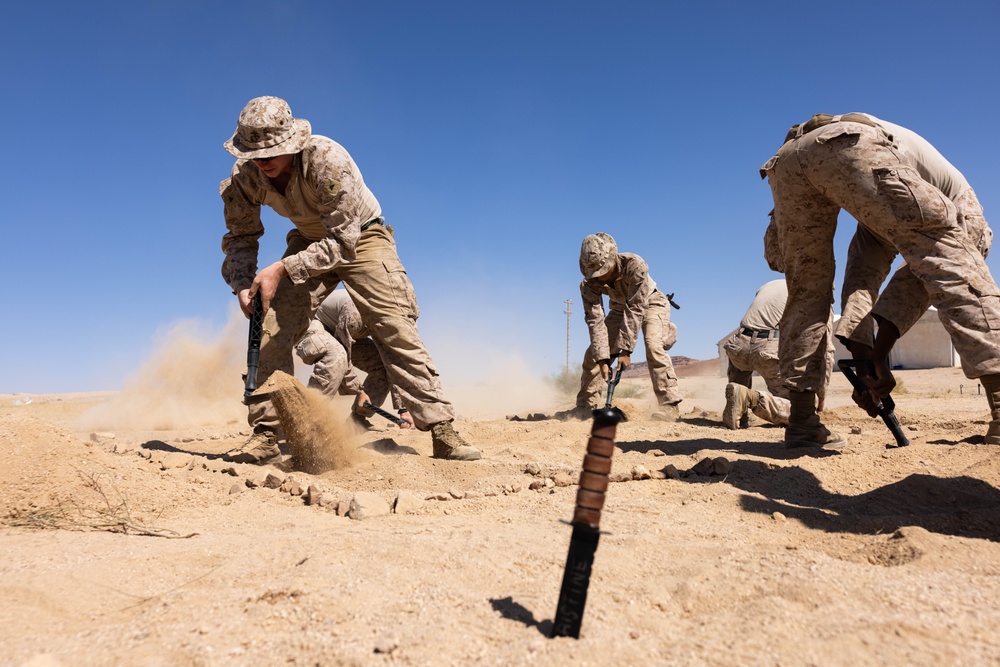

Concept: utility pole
[[563, 299, 573, 372]]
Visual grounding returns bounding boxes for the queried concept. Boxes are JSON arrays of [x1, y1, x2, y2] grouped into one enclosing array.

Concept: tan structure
[[559, 233, 682, 421], [761, 112, 1000, 448], [219, 96, 479, 462]]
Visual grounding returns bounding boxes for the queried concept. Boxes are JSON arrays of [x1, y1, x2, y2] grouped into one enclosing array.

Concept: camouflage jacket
[[219, 135, 381, 293], [580, 252, 658, 360]]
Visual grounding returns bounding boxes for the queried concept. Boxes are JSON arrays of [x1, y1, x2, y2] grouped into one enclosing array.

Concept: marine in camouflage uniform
[[721, 279, 791, 429], [558, 233, 682, 420], [761, 112, 1000, 448], [295, 289, 414, 429], [219, 97, 479, 463]]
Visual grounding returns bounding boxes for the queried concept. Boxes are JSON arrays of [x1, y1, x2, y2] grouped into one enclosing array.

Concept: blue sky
[[2, 0, 999, 394]]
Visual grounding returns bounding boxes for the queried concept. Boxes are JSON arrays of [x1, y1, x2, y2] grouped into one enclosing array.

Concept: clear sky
[[2, 0, 999, 394]]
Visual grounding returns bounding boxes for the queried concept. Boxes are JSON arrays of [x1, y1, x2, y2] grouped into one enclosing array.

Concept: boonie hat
[[579, 232, 617, 280], [224, 96, 312, 159]]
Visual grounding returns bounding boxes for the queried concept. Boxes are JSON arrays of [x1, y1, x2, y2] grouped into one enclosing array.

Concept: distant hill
[[622, 357, 720, 379]]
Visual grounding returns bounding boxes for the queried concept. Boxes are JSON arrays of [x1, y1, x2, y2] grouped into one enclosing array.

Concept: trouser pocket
[[873, 166, 952, 232], [970, 283, 1000, 330], [382, 259, 420, 320]]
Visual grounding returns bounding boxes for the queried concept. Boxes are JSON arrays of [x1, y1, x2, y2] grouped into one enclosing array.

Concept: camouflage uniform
[[722, 279, 790, 426], [575, 241, 682, 411], [295, 289, 403, 414], [761, 113, 1000, 394], [220, 97, 477, 461], [839, 193, 993, 366]]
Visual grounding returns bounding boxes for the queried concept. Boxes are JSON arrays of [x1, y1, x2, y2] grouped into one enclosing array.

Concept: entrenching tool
[[243, 292, 264, 404], [551, 407, 624, 638], [838, 359, 909, 448], [361, 400, 408, 427], [604, 364, 627, 422]]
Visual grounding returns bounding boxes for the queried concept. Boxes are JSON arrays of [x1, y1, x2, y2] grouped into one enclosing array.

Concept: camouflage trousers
[[576, 291, 682, 407], [249, 223, 454, 432], [723, 332, 789, 425], [763, 122, 1000, 390], [294, 320, 400, 411]]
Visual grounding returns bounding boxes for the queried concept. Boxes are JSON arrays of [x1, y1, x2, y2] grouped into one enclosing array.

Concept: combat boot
[[224, 429, 281, 464], [981, 374, 1000, 444], [651, 403, 681, 422], [430, 421, 482, 461], [784, 390, 846, 450], [723, 383, 760, 430], [553, 405, 594, 421]]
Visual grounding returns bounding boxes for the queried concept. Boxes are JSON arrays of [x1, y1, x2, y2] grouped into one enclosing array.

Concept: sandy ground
[[3, 342, 1000, 666]]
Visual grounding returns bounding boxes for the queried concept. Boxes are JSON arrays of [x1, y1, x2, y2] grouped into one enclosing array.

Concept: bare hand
[[598, 360, 611, 382], [248, 260, 288, 315], [352, 392, 374, 418], [852, 357, 895, 417], [398, 410, 415, 430], [618, 354, 631, 371], [237, 288, 254, 319]]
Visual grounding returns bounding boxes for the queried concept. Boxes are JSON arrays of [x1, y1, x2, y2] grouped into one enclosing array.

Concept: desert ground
[[3, 336, 1000, 666]]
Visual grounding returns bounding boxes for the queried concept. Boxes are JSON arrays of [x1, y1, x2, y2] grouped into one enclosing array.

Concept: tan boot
[[430, 421, 482, 461], [224, 429, 281, 464], [784, 390, 847, 450], [981, 374, 1000, 445], [553, 405, 593, 421], [652, 403, 681, 422], [723, 383, 759, 430]]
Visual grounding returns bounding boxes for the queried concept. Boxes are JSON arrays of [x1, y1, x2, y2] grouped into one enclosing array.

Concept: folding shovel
[[604, 364, 627, 422], [361, 401, 408, 427], [243, 292, 264, 404]]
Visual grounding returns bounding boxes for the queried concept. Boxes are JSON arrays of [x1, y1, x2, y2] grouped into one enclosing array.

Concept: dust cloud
[[437, 352, 568, 419], [78, 312, 249, 431]]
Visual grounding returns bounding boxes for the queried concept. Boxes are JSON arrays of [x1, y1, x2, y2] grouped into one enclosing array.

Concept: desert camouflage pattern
[[231, 221, 453, 432], [220, 135, 380, 294], [724, 280, 790, 425], [762, 118, 1000, 390], [579, 232, 617, 280], [577, 257, 681, 407], [724, 335, 789, 425], [224, 96, 312, 160], [294, 290, 402, 411], [581, 252, 657, 358], [839, 188, 993, 350], [335, 224, 452, 428]]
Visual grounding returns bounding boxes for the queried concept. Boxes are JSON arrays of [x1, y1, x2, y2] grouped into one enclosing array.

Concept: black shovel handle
[[838, 359, 909, 448], [362, 401, 408, 427], [604, 366, 623, 410], [243, 292, 264, 401]]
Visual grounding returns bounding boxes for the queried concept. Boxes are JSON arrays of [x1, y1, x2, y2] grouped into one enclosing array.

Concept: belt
[[360, 216, 384, 232], [741, 327, 778, 340]]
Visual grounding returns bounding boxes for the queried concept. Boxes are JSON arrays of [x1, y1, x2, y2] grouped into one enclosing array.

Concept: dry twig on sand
[[4, 470, 198, 539]]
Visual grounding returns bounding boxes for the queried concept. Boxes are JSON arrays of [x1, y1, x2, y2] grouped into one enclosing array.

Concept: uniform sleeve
[[219, 167, 265, 294], [282, 145, 364, 284], [616, 256, 650, 354], [838, 225, 896, 348], [581, 280, 611, 361]]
